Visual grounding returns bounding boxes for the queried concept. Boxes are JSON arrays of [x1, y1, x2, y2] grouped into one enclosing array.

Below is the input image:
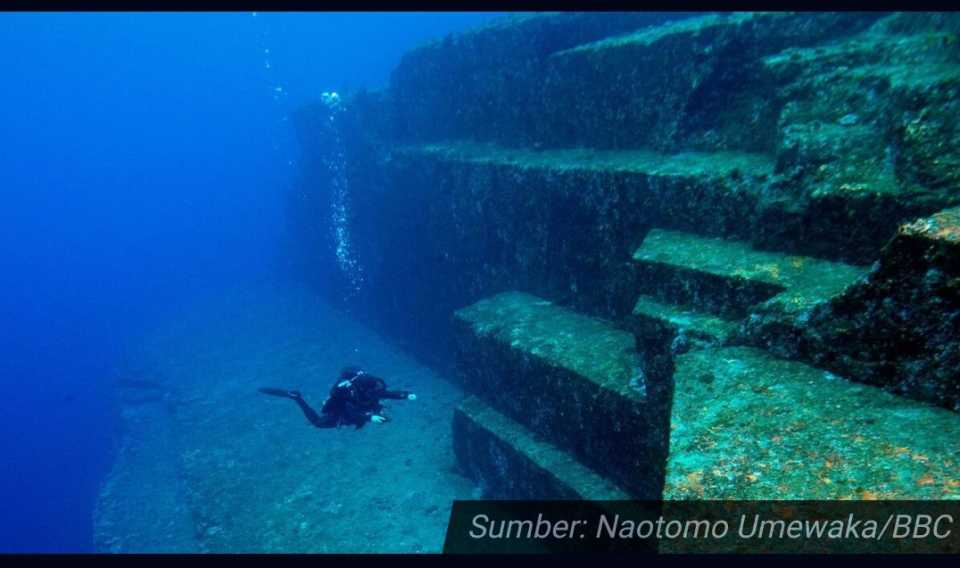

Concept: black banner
[[443, 501, 960, 554]]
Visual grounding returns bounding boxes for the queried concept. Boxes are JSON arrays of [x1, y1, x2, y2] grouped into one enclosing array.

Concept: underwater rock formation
[[666, 346, 960, 500], [290, 12, 960, 500], [453, 396, 629, 500], [453, 291, 669, 499], [750, 206, 960, 411]]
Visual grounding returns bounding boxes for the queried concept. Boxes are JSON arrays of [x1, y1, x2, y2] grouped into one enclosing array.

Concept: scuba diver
[[259, 366, 416, 429]]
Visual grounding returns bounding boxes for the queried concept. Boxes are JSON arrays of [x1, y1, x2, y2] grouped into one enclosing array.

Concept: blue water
[[0, 12, 498, 553]]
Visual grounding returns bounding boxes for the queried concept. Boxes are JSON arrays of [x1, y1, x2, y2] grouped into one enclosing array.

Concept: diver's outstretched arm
[[381, 389, 415, 400]]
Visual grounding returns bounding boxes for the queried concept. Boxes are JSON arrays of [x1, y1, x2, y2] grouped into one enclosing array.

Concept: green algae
[[666, 346, 960, 500], [454, 291, 638, 398], [779, 122, 901, 199], [634, 229, 868, 313]]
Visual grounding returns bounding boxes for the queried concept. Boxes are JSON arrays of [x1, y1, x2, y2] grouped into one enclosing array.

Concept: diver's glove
[[371, 415, 388, 424], [407, 393, 417, 401]]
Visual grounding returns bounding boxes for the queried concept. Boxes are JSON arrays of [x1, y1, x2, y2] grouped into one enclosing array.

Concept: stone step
[[400, 141, 775, 179], [539, 12, 882, 153], [849, 62, 960, 93], [554, 12, 771, 57], [630, 295, 739, 355], [763, 31, 960, 79], [765, 20, 960, 91], [395, 141, 773, 243], [389, 12, 693, 145], [633, 229, 868, 318], [389, 13, 880, 153], [453, 396, 630, 499], [666, 346, 960, 499], [453, 291, 670, 499]]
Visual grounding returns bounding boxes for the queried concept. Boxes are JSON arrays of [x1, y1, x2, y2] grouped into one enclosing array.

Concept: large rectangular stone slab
[[368, 142, 771, 371], [454, 291, 670, 498], [633, 229, 868, 318], [666, 346, 960, 499], [394, 141, 772, 243], [453, 396, 629, 500], [390, 12, 691, 146], [539, 12, 881, 153], [401, 141, 775, 179]]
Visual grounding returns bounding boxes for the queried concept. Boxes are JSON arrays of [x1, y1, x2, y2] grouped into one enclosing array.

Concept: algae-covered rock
[[453, 396, 629, 499], [539, 12, 882, 153], [756, 16, 960, 261], [390, 12, 690, 146], [287, 12, 960, 505], [747, 207, 960, 411], [453, 291, 670, 499], [667, 346, 960, 499]]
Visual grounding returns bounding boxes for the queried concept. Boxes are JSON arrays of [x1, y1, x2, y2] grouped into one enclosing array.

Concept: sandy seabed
[[94, 284, 475, 553]]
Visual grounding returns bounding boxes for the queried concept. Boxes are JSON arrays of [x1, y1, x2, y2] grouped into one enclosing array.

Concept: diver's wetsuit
[[260, 369, 412, 429]]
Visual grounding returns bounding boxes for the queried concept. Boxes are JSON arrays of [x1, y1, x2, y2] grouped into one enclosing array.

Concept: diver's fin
[[259, 387, 297, 398]]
